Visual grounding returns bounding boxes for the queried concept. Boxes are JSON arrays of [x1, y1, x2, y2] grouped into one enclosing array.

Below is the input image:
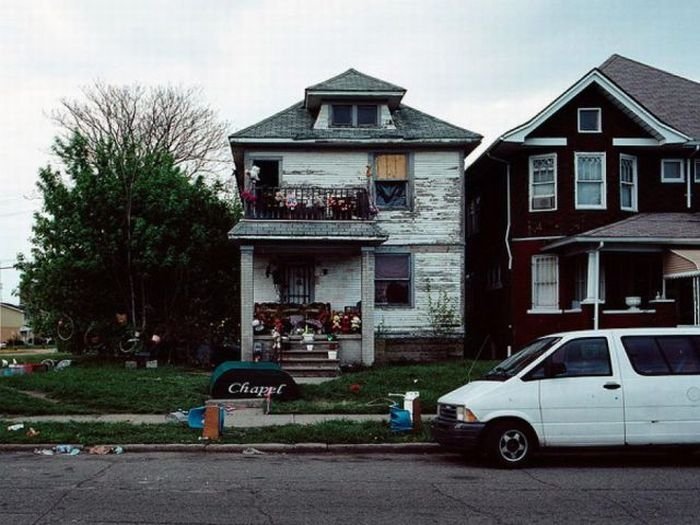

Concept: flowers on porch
[[241, 190, 257, 203]]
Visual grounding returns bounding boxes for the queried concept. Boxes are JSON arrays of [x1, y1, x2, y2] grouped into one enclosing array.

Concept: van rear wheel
[[485, 421, 533, 468]]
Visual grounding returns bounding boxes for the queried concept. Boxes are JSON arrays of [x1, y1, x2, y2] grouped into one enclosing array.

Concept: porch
[[242, 186, 374, 221]]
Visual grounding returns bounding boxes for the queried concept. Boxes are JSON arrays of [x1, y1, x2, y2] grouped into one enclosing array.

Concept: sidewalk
[[5, 409, 410, 428]]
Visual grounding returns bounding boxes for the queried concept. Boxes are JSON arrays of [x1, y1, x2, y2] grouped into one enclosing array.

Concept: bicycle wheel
[[118, 330, 142, 354], [56, 315, 75, 341]]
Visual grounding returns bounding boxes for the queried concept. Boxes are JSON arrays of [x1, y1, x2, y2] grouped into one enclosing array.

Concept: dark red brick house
[[466, 55, 700, 356]]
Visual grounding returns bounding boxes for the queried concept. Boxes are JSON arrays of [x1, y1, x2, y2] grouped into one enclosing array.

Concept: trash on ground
[[166, 410, 189, 424], [34, 448, 55, 456], [7, 423, 24, 432], [55, 444, 81, 455], [54, 360, 72, 371], [242, 447, 265, 456], [26, 427, 40, 437], [87, 445, 123, 455]]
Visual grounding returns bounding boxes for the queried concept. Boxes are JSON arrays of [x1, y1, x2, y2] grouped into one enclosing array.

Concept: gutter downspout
[[486, 151, 513, 356]]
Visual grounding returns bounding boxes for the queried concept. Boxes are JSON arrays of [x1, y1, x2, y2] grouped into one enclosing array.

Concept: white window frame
[[531, 255, 559, 310], [694, 159, 700, 183], [578, 108, 602, 133], [661, 158, 685, 183], [575, 152, 607, 210], [619, 154, 638, 212], [529, 153, 557, 212]]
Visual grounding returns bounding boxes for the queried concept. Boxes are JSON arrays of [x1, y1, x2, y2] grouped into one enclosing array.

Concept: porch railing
[[242, 186, 373, 220]]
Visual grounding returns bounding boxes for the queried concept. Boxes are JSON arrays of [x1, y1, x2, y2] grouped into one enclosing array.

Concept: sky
[[1, 0, 700, 302]]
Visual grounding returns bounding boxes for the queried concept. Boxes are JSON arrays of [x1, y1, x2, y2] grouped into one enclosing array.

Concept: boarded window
[[375, 154, 408, 208]]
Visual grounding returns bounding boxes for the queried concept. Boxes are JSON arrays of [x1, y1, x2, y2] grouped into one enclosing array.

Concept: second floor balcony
[[242, 186, 374, 221]]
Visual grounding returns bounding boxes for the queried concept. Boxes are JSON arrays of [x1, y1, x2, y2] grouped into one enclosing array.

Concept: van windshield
[[481, 337, 560, 381]]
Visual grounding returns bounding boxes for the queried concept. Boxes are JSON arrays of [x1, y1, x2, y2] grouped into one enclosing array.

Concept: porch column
[[586, 248, 601, 329], [360, 246, 376, 366], [240, 245, 255, 362]]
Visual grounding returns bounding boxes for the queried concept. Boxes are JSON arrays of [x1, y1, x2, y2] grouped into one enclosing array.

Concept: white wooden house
[[228, 69, 481, 374]]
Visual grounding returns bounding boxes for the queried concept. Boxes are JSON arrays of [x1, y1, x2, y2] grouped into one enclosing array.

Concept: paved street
[[1, 450, 699, 524]]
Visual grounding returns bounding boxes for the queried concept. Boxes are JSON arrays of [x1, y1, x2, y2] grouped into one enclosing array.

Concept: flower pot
[[625, 296, 641, 310], [328, 350, 338, 360], [302, 333, 314, 343], [306, 344, 314, 351]]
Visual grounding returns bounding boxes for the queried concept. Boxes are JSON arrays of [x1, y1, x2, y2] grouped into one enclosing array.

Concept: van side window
[[525, 337, 611, 379], [623, 336, 700, 375]]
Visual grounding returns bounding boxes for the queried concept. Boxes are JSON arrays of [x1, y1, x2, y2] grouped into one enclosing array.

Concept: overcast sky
[[2, 0, 700, 302]]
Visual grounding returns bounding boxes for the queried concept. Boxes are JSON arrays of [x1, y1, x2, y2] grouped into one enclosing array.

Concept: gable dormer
[[305, 69, 406, 131]]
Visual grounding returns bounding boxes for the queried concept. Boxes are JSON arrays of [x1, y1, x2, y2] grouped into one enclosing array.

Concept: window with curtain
[[532, 255, 558, 310], [375, 154, 409, 209], [620, 154, 637, 211], [529, 154, 557, 211], [375, 253, 411, 306], [576, 153, 606, 209]]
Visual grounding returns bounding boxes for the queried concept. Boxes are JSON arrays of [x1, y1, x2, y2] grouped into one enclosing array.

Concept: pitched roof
[[545, 213, 700, 251], [600, 55, 700, 141], [305, 68, 406, 93], [228, 220, 388, 244], [230, 101, 481, 144]]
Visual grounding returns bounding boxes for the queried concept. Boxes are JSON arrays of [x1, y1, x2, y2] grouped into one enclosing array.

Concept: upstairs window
[[695, 160, 700, 183], [619, 154, 638, 211], [375, 253, 411, 306], [529, 154, 557, 211], [661, 159, 685, 183], [578, 108, 601, 133], [357, 105, 378, 126], [331, 104, 378, 127], [575, 152, 606, 209], [331, 105, 353, 126], [375, 153, 409, 209]]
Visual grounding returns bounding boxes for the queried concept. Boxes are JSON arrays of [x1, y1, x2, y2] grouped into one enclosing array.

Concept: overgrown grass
[[277, 360, 497, 414], [0, 362, 208, 414], [0, 420, 431, 445], [0, 359, 497, 416]]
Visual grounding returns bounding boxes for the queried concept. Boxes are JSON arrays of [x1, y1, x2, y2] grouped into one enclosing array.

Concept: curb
[[0, 442, 442, 454]]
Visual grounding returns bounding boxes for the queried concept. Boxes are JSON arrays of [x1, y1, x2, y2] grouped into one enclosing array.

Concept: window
[[695, 159, 700, 183], [529, 154, 557, 211], [532, 255, 558, 310], [331, 104, 378, 127], [578, 108, 602, 133], [375, 153, 409, 209], [575, 152, 606, 209], [528, 338, 611, 379], [375, 253, 411, 306], [622, 336, 700, 375], [357, 105, 378, 126], [619, 154, 638, 211], [661, 159, 685, 183], [331, 105, 353, 126]]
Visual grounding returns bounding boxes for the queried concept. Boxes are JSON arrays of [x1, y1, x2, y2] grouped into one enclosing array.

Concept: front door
[[526, 336, 625, 446]]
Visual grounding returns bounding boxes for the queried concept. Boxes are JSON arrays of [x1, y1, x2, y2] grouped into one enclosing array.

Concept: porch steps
[[279, 342, 340, 378]]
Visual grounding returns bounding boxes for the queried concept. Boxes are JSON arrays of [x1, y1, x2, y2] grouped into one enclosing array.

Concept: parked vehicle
[[433, 328, 700, 467]]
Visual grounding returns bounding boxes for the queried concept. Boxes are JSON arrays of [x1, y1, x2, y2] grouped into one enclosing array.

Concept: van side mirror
[[547, 362, 567, 377]]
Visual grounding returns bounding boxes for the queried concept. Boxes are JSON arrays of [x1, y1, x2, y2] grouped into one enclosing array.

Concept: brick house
[[466, 55, 700, 356], [228, 69, 481, 374]]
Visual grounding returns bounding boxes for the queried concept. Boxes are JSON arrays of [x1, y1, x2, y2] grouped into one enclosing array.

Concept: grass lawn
[[0, 419, 432, 445], [0, 356, 497, 416]]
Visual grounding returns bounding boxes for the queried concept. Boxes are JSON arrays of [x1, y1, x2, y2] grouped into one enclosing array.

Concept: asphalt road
[[1, 450, 699, 524]]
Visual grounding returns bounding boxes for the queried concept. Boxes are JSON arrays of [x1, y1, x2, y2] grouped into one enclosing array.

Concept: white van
[[432, 328, 700, 467]]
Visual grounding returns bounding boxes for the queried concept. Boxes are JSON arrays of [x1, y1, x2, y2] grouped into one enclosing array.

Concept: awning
[[664, 249, 700, 279]]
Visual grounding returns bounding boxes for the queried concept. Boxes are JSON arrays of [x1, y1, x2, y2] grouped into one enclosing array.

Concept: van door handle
[[603, 382, 621, 390]]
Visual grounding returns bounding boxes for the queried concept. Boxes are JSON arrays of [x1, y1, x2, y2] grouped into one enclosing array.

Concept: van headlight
[[456, 406, 478, 423]]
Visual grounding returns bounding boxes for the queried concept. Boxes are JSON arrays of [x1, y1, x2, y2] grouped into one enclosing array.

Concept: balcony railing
[[242, 186, 374, 220]]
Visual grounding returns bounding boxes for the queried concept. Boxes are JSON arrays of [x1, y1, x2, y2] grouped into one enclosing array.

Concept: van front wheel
[[485, 422, 533, 468]]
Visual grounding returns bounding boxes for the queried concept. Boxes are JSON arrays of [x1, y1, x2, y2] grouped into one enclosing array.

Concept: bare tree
[[50, 82, 231, 332], [52, 82, 229, 178]]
